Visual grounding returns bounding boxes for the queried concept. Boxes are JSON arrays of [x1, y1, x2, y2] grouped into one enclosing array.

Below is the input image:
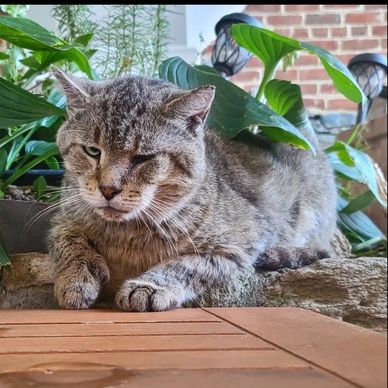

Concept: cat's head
[[53, 68, 215, 223]]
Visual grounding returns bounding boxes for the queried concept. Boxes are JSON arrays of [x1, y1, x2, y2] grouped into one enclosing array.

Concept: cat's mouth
[[96, 205, 129, 221]]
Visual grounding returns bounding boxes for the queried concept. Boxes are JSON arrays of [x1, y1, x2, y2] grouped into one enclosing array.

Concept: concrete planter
[[0, 199, 53, 254]]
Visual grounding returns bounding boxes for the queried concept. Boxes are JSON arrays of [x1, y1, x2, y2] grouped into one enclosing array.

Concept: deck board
[[0, 307, 385, 387]]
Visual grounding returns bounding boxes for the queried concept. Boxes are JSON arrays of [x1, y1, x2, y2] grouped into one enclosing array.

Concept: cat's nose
[[99, 185, 122, 201]]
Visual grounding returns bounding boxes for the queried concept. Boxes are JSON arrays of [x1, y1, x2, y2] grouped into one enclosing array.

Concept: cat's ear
[[163, 85, 216, 131], [51, 66, 92, 110]]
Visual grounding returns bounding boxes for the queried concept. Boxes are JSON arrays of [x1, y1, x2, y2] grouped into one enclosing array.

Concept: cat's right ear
[[51, 66, 91, 111]]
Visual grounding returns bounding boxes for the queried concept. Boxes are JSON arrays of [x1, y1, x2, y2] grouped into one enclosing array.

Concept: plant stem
[[255, 65, 276, 103]]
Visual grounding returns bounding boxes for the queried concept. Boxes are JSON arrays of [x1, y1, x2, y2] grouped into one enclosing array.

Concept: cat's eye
[[83, 146, 101, 158], [132, 154, 156, 165]]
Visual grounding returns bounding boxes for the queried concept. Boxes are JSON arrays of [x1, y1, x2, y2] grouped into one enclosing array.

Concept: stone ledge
[[1, 253, 386, 332]]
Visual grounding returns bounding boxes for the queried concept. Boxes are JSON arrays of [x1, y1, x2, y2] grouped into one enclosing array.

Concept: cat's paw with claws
[[54, 259, 110, 309], [115, 280, 181, 312]]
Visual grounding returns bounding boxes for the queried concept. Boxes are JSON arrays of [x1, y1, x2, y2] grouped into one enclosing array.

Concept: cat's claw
[[115, 280, 180, 312]]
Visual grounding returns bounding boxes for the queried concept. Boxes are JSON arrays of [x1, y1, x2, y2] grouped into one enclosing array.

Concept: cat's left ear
[[163, 85, 216, 131]]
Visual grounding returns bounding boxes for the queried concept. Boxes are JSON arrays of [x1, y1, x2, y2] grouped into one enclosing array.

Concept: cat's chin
[[95, 206, 132, 222]]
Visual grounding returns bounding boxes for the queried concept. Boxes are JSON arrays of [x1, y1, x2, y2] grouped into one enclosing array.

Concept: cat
[[48, 68, 337, 311]]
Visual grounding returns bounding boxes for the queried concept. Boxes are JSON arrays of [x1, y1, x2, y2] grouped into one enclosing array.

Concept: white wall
[[26, 5, 246, 64]]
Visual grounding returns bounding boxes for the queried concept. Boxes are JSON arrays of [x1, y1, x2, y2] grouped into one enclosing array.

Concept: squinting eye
[[132, 154, 155, 165], [83, 146, 101, 158]]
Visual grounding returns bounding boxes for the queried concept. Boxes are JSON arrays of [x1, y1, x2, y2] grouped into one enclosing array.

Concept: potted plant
[[0, 12, 94, 264]]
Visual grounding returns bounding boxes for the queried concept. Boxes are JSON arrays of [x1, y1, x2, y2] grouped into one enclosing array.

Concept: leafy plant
[[52, 5, 169, 78], [159, 24, 386, 256], [0, 15, 94, 268]]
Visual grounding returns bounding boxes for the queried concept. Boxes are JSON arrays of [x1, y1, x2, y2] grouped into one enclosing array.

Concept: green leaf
[[337, 196, 385, 242], [25, 140, 58, 156], [327, 142, 387, 207], [265, 80, 302, 117], [20, 56, 41, 69], [0, 239, 11, 269], [340, 190, 376, 214], [0, 52, 9, 60], [0, 77, 66, 128], [327, 152, 363, 181], [33, 48, 93, 78], [3, 147, 59, 187], [45, 156, 60, 170], [301, 42, 365, 105], [74, 33, 94, 47], [230, 24, 365, 105], [0, 149, 7, 175], [159, 57, 314, 151], [0, 16, 67, 51], [33, 175, 47, 198]]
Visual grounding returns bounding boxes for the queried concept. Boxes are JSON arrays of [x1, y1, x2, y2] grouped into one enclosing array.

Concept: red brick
[[323, 5, 362, 9], [246, 56, 263, 69], [346, 13, 381, 24], [303, 98, 326, 110], [332, 28, 347, 37], [373, 26, 387, 36], [312, 28, 329, 38], [342, 39, 379, 50], [351, 26, 368, 36], [305, 14, 341, 24], [295, 55, 319, 66], [320, 84, 337, 94], [293, 28, 309, 39], [309, 40, 338, 51], [274, 28, 292, 37], [246, 4, 281, 13], [336, 54, 354, 65], [382, 39, 387, 49], [267, 15, 302, 25], [300, 84, 318, 94], [285, 5, 320, 11], [299, 69, 329, 81], [275, 69, 298, 81], [326, 99, 358, 111]]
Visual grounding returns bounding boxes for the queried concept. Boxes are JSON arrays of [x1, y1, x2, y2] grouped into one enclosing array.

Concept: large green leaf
[[0, 77, 66, 128], [337, 196, 385, 242], [326, 141, 387, 207], [25, 140, 58, 156], [231, 24, 365, 105], [0, 16, 67, 51], [0, 17, 93, 77], [340, 190, 375, 214], [0, 52, 9, 60], [159, 57, 314, 151], [301, 42, 365, 105], [0, 149, 7, 175]]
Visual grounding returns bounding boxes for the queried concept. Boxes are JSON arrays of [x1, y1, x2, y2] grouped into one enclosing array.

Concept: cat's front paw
[[115, 280, 181, 312], [54, 259, 110, 309]]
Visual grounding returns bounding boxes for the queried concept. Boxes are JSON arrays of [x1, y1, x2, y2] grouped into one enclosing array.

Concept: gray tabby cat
[[49, 68, 337, 311]]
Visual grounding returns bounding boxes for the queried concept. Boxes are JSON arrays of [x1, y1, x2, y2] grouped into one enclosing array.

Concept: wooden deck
[[0, 307, 386, 387]]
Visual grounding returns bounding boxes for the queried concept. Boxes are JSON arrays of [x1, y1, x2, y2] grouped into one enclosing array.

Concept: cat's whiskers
[[24, 194, 85, 233]]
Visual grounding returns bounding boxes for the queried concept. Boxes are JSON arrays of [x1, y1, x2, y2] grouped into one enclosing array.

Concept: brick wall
[[204, 4, 387, 114]]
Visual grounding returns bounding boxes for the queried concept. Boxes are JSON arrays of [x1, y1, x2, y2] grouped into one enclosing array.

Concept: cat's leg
[[115, 249, 250, 312], [254, 247, 329, 270], [49, 227, 110, 309]]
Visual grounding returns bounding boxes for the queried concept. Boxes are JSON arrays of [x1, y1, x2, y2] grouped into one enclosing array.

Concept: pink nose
[[99, 185, 122, 201]]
